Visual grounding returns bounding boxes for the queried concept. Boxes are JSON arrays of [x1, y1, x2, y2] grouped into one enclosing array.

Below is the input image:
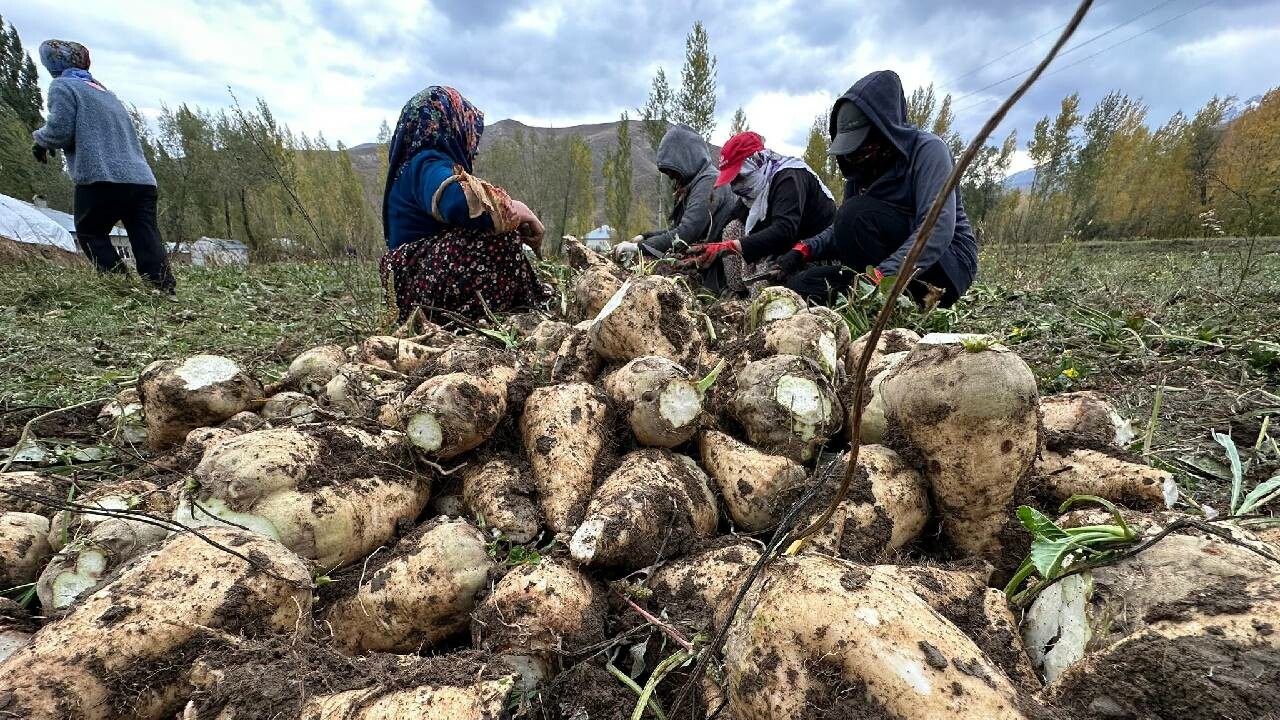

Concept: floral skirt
[[380, 228, 544, 321]]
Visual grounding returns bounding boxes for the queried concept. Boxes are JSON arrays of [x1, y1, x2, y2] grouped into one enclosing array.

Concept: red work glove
[[869, 267, 885, 284], [688, 240, 741, 269]]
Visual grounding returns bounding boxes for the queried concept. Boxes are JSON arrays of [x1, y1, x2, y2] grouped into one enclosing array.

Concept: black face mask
[[837, 134, 897, 181]]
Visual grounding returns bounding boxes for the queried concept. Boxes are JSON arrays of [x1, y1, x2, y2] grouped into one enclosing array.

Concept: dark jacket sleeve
[[414, 157, 493, 232], [645, 172, 715, 253], [32, 81, 77, 150], [739, 172, 806, 262], [878, 137, 955, 278]]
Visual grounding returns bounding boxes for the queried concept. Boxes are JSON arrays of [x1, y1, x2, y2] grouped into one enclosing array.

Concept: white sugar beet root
[[723, 554, 1033, 719], [461, 456, 541, 544], [260, 391, 318, 425], [399, 373, 507, 459], [589, 276, 704, 368], [878, 564, 1041, 690], [1040, 391, 1135, 448], [881, 334, 1039, 559], [0, 512, 52, 587], [856, 350, 909, 445], [1027, 530, 1280, 717], [324, 519, 495, 654], [847, 327, 921, 376], [551, 321, 603, 382], [757, 311, 844, 379], [746, 285, 806, 331], [798, 445, 930, 560], [38, 479, 174, 610], [173, 426, 428, 570], [0, 471, 65, 514], [272, 344, 347, 396], [519, 383, 610, 534], [355, 335, 440, 374], [0, 528, 311, 720], [730, 354, 843, 462], [649, 540, 762, 628], [569, 449, 717, 569], [699, 430, 806, 531], [1035, 448, 1177, 509], [472, 559, 607, 687], [137, 354, 264, 450], [573, 264, 625, 321], [603, 356, 721, 448]]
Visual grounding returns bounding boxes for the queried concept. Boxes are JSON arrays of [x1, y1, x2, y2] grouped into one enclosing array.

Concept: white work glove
[[613, 241, 639, 258]]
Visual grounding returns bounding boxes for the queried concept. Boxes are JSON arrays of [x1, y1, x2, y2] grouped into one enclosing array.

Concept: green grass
[[0, 260, 385, 408]]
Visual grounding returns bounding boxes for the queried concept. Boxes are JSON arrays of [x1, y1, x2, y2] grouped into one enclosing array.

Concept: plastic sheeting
[[0, 194, 77, 252]]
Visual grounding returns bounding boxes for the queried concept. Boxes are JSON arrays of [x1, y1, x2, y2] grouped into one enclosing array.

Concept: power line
[[956, 0, 1220, 114], [952, 0, 1181, 104], [938, 0, 1120, 90]]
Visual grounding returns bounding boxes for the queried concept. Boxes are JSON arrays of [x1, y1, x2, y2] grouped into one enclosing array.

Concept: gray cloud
[[8, 0, 1278, 160]]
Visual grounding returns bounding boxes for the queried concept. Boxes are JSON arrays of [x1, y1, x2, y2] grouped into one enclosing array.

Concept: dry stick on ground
[[668, 1, 1097, 713], [0, 397, 109, 474]]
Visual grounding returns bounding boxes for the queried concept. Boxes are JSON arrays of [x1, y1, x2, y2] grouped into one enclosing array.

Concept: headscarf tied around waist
[[382, 86, 485, 239], [742, 149, 834, 234], [38, 40, 100, 86]]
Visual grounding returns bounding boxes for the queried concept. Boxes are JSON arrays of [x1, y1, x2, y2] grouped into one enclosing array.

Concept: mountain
[[1003, 167, 1036, 191], [346, 119, 722, 230]]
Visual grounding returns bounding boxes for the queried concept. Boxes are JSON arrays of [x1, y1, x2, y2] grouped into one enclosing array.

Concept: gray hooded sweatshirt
[[805, 70, 976, 292], [641, 123, 739, 255]]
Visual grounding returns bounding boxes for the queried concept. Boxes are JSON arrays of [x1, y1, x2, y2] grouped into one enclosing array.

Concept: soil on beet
[[190, 639, 513, 720]]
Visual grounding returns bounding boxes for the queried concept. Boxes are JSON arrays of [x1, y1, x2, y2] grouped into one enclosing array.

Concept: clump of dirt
[[1047, 634, 1280, 720], [190, 638, 512, 720], [802, 656, 894, 719], [298, 425, 415, 492], [933, 584, 1039, 691], [548, 661, 660, 719]]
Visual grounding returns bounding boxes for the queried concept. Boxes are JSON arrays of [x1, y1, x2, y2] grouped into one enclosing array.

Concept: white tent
[[0, 193, 76, 252]]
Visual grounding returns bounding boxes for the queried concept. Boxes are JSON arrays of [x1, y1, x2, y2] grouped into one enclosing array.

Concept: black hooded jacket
[[805, 70, 977, 292], [640, 124, 740, 254]]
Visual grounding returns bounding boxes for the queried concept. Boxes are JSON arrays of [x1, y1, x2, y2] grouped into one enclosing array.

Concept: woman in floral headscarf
[[380, 86, 545, 321]]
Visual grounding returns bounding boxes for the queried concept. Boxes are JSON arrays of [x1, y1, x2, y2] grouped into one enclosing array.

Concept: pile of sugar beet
[[2, 238, 1278, 720]]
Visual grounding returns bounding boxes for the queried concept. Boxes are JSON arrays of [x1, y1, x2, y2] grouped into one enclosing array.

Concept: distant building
[[29, 196, 134, 266], [166, 237, 249, 266], [583, 225, 616, 253]]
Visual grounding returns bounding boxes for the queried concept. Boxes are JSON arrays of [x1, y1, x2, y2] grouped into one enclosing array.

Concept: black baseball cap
[[828, 99, 872, 156]]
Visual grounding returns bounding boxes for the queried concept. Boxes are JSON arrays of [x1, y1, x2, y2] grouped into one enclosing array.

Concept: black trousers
[[785, 195, 959, 307], [74, 182, 175, 292]]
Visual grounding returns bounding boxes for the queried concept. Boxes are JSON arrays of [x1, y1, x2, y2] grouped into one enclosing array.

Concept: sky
[[8, 0, 1280, 174]]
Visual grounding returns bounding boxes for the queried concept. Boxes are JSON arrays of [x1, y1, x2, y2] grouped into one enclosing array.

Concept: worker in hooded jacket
[[614, 123, 742, 289], [778, 70, 978, 308]]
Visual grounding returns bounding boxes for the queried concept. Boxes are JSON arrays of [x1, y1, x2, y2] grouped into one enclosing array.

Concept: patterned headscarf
[[38, 40, 93, 80], [382, 86, 484, 238]]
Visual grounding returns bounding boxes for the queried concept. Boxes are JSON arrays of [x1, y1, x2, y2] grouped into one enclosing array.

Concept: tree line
[[4, 9, 1275, 259]]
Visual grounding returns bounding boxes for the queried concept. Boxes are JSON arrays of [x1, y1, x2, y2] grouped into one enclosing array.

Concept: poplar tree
[[675, 21, 717, 141], [729, 106, 749, 135], [604, 112, 634, 238]]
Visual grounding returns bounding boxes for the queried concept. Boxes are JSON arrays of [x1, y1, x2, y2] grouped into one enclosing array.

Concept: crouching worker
[[32, 40, 175, 293], [614, 123, 741, 289], [688, 131, 835, 282], [381, 86, 546, 321], [780, 70, 977, 308]]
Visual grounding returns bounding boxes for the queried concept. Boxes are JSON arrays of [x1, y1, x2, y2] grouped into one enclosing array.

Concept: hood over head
[[829, 70, 918, 159], [657, 123, 713, 184]]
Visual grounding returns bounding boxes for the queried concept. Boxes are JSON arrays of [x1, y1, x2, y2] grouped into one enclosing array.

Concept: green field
[[1, 237, 1277, 503]]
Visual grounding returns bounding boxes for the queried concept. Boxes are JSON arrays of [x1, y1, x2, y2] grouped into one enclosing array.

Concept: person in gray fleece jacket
[[32, 39, 175, 292]]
